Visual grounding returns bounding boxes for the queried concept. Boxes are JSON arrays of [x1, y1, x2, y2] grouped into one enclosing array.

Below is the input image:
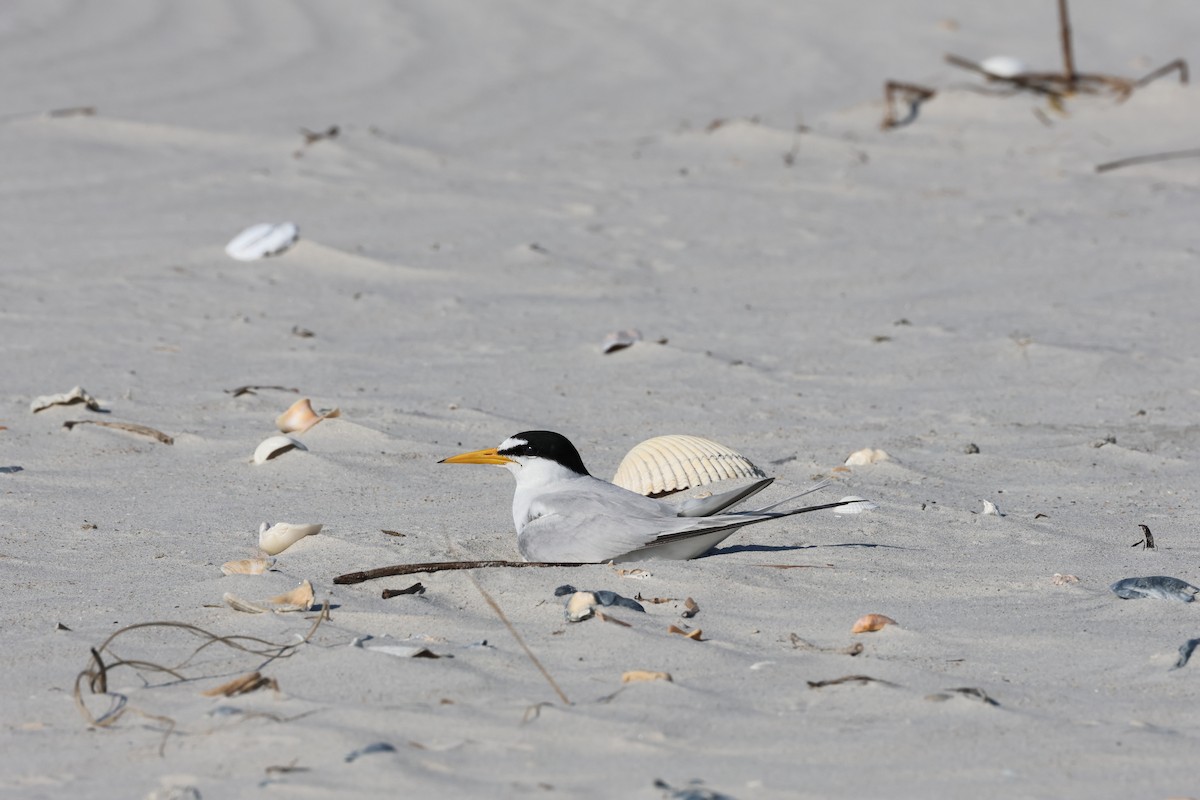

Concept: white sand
[[3, 2, 1200, 797]]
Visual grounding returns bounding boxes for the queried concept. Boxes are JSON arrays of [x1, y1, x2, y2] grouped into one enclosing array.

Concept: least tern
[[440, 430, 849, 563]]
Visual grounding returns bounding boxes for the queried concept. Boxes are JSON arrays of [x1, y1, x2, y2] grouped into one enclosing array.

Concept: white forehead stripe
[[499, 436, 528, 451]]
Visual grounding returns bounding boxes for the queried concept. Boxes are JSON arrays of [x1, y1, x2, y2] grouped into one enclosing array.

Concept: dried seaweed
[[74, 609, 328, 754], [335, 559, 590, 584], [807, 674, 899, 689]]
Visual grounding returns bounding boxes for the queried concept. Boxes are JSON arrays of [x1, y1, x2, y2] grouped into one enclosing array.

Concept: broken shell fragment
[[982, 500, 1002, 516], [225, 222, 300, 261], [601, 328, 642, 354], [1110, 576, 1198, 602], [622, 670, 673, 684], [564, 591, 598, 623], [224, 593, 268, 614], [275, 398, 340, 434], [268, 579, 315, 612], [852, 613, 897, 634], [612, 434, 766, 497], [253, 435, 307, 464], [844, 448, 889, 466], [220, 557, 276, 576], [832, 496, 878, 515], [979, 55, 1027, 79], [31, 386, 102, 414], [258, 521, 322, 555]]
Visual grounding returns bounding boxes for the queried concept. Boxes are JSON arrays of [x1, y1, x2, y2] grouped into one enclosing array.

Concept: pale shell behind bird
[[611, 434, 766, 497]]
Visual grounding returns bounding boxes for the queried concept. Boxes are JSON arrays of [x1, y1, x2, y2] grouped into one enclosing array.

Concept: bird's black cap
[[501, 431, 590, 476]]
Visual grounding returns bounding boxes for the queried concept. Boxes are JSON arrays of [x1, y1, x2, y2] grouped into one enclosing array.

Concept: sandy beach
[[3, 2, 1200, 797]]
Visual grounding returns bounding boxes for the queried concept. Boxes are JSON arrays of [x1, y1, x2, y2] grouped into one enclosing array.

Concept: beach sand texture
[[2, 2, 1200, 797]]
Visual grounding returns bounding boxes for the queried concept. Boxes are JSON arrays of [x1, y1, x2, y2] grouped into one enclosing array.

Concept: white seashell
[[832, 496, 878, 515], [979, 55, 1027, 79], [253, 435, 306, 464], [268, 579, 314, 612], [220, 557, 276, 576], [982, 500, 1002, 516], [30, 386, 102, 413], [601, 329, 642, 354], [258, 521, 322, 555], [565, 591, 598, 622], [223, 592, 267, 614], [275, 398, 340, 434], [612, 435, 766, 497], [225, 222, 300, 261], [844, 448, 889, 466]]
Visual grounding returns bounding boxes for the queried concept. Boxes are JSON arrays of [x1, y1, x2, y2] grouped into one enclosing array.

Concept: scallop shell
[[258, 521, 322, 555], [275, 398, 340, 434], [979, 55, 1027, 79], [225, 222, 299, 261], [612, 435, 766, 497], [220, 557, 276, 576], [601, 329, 642, 354], [268, 579, 314, 612], [253, 435, 307, 464]]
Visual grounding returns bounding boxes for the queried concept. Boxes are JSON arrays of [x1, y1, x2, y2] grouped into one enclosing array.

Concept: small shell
[[979, 55, 1027, 79], [832, 496, 878, 515], [612, 435, 766, 497], [275, 398, 340, 434], [253, 435, 307, 464], [258, 521, 322, 555], [601, 328, 642, 354], [31, 386, 102, 414], [565, 591, 598, 622], [225, 222, 299, 261], [268, 579, 314, 612], [1052, 573, 1080, 586], [224, 592, 267, 614], [220, 557, 276, 576], [621, 670, 673, 684], [667, 624, 704, 641], [851, 613, 897, 634], [844, 448, 889, 466], [982, 500, 1002, 516]]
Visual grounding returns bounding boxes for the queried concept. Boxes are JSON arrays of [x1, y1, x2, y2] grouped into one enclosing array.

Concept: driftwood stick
[[1133, 57, 1189, 89], [334, 559, 592, 584]]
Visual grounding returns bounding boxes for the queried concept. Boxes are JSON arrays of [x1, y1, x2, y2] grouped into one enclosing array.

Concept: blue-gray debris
[[1109, 576, 1199, 602], [1175, 638, 1200, 669], [654, 779, 736, 800], [554, 585, 645, 612], [344, 742, 397, 763]]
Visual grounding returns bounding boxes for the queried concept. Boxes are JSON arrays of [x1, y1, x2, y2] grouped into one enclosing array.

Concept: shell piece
[[564, 591, 598, 622], [612, 434, 766, 497], [253, 435, 307, 464], [1110, 576, 1198, 602], [982, 500, 1002, 516], [601, 328, 642, 354], [1052, 573, 1080, 586], [220, 557, 276, 576], [275, 398, 340, 434], [258, 521, 322, 555], [979, 55, 1027, 79], [268, 579, 314, 612], [31, 386, 102, 414], [224, 592, 267, 614], [225, 222, 300, 261], [621, 670, 673, 684], [832, 496, 878, 515], [845, 448, 889, 466], [852, 613, 897, 634]]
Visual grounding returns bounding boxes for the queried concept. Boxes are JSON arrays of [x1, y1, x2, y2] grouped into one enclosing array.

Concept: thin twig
[[1058, 0, 1076, 87], [334, 559, 590, 584], [1095, 147, 1200, 173], [63, 419, 173, 445], [462, 570, 571, 705]]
